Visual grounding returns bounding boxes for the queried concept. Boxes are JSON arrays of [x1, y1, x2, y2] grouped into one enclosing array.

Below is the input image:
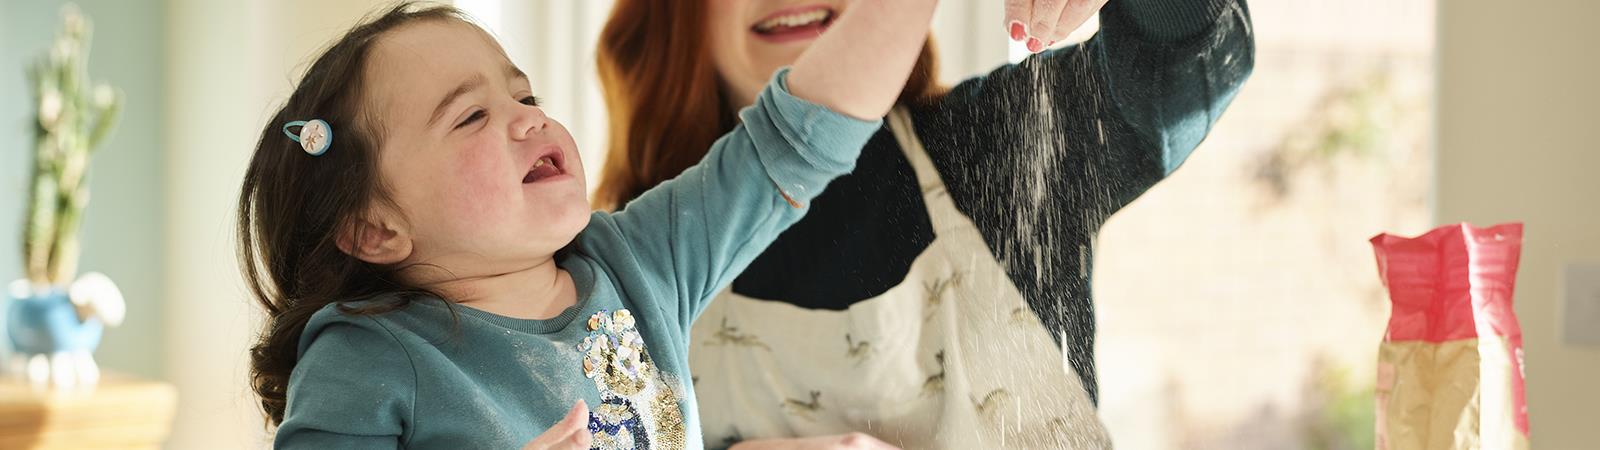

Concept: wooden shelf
[[0, 373, 177, 450]]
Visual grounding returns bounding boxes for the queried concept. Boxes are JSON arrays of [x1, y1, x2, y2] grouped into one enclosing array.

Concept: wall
[[163, 0, 403, 447], [1436, 0, 1600, 447], [0, 0, 166, 379], [162, 0, 262, 446]]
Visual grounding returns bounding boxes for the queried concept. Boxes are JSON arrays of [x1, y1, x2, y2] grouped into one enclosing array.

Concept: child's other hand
[[730, 432, 900, 450], [1006, 0, 1111, 52], [522, 400, 592, 450]]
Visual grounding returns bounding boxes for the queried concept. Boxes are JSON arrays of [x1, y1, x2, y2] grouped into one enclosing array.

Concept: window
[[1090, 1, 1435, 447]]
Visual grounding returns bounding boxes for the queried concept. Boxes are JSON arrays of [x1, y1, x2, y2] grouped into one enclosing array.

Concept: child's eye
[[455, 109, 485, 129], [520, 96, 541, 107]]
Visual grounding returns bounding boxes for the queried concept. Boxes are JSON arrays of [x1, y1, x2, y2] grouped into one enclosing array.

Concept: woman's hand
[[729, 432, 900, 450], [521, 400, 592, 450], [1006, 0, 1112, 52]]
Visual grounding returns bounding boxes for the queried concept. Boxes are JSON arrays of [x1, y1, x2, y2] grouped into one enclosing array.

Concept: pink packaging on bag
[[1370, 222, 1529, 450]]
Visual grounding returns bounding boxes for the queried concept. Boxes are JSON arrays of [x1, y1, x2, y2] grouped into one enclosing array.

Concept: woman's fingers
[[1049, 0, 1109, 43], [523, 400, 592, 450], [1004, 0, 1032, 41], [1027, 0, 1071, 51], [1007, 0, 1111, 52]]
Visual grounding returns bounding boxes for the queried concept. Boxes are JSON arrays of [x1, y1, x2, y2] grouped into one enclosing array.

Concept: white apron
[[690, 107, 1110, 449]]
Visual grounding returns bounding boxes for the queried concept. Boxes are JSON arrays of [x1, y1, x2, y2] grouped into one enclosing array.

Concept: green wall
[[1, 0, 165, 379]]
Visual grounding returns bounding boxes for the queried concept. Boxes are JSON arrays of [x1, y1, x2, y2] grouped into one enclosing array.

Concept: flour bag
[[1370, 222, 1529, 450]]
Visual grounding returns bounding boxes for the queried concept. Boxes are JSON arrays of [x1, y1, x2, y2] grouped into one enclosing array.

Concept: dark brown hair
[[236, 2, 464, 425], [592, 1, 946, 209]]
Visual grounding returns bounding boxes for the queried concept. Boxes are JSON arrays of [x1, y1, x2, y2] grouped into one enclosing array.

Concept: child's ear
[[335, 208, 413, 265]]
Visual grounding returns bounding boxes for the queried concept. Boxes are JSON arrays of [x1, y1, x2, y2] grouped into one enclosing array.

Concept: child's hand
[[1006, 0, 1111, 52], [730, 433, 900, 450], [522, 400, 592, 450]]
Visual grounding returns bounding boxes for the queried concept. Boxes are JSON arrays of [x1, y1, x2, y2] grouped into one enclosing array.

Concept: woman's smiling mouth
[[750, 6, 836, 44]]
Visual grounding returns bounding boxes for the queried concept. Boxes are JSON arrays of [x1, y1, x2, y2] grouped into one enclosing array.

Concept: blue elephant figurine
[[6, 274, 124, 388]]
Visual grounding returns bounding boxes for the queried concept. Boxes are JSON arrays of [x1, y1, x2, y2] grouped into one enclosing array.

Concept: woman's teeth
[[754, 10, 831, 33]]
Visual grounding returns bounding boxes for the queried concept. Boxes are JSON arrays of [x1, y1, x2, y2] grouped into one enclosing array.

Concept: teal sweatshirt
[[273, 69, 881, 450]]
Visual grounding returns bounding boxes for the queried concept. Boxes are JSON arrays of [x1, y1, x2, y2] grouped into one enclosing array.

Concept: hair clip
[[282, 119, 332, 156]]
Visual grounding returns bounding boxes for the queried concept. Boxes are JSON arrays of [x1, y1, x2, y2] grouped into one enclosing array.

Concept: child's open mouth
[[522, 146, 567, 184], [750, 6, 835, 44]]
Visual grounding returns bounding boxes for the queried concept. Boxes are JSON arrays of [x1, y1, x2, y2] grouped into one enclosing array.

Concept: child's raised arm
[[786, 0, 939, 120], [581, 2, 942, 333]]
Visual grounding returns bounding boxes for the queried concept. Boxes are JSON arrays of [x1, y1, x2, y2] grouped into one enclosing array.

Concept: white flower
[[39, 90, 63, 127], [93, 85, 115, 108], [61, 5, 85, 37]]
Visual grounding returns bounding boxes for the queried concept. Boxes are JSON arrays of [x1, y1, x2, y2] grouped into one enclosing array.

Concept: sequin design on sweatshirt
[[579, 309, 686, 450]]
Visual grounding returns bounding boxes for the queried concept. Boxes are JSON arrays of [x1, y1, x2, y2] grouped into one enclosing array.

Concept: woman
[[596, 0, 1255, 448]]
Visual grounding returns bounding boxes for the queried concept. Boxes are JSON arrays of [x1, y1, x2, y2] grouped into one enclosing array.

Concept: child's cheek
[[445, 141, 516, 222]]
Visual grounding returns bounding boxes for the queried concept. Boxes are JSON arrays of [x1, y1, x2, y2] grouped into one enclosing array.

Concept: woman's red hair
[[594, 1, 943, 209]]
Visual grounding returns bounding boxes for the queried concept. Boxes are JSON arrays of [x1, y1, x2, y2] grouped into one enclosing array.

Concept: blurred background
[[0, 0, 1595, 448]]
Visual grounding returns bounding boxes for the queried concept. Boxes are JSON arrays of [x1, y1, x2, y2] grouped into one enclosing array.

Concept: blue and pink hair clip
[[282, 119, 332, 156]]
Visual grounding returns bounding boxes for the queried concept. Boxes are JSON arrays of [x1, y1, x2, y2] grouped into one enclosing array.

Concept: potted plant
[[6, 4, 125, 389]]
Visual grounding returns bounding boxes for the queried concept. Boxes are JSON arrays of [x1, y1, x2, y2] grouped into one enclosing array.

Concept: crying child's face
[[364, 19, 590, 274]]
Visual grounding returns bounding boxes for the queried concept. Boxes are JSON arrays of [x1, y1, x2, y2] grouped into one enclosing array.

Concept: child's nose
[[509, 104, 547, 140]]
